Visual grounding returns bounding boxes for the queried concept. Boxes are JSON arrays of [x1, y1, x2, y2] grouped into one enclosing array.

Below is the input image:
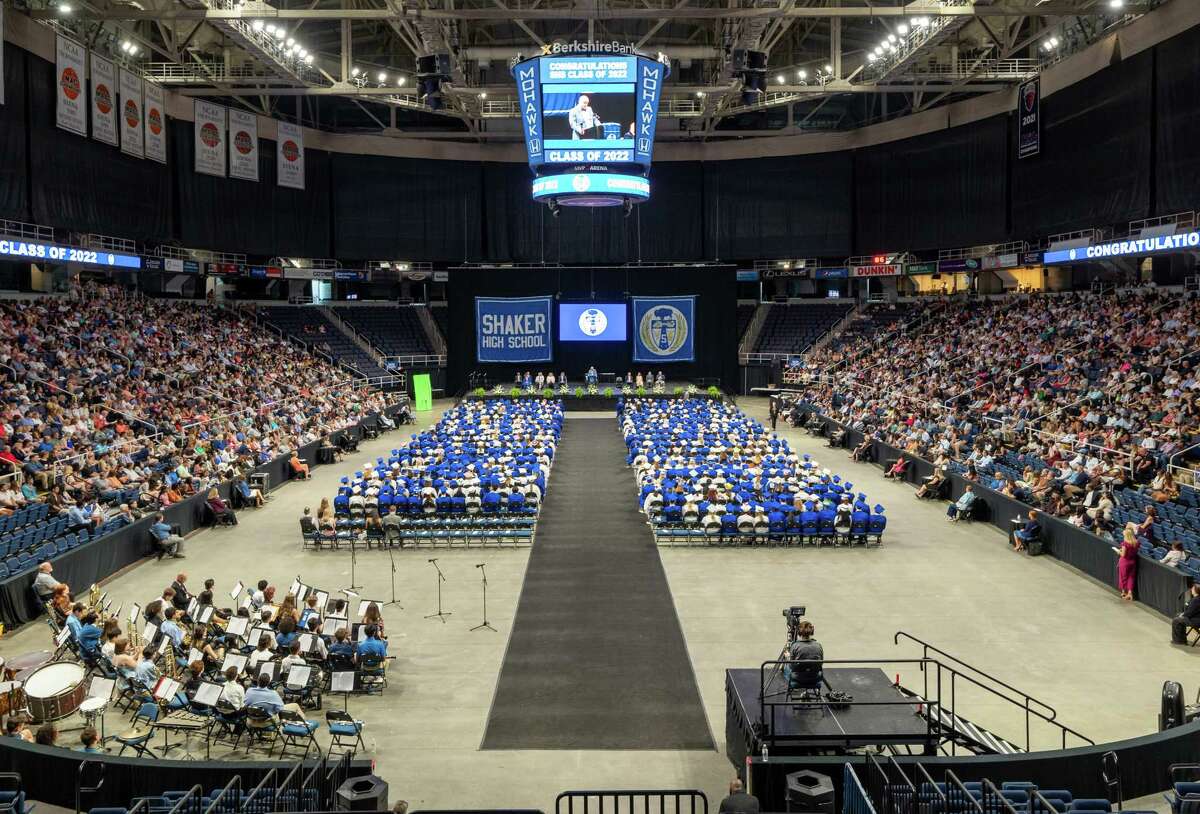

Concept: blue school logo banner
[[476, 296, 553, 363], [633, 296, 695, 363]]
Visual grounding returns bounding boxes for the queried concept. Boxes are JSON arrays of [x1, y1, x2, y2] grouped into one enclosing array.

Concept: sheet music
[[152, 676, 182, 701], [55, 626, 71, 646], [331, 671, 355, 692], [250, 626, 275, 648], [353, 623, 368, 641], [187, 598, 198, 617], [193, 681, 222, 707], [225, 616, 249, 638], [327, 616, 349, 634], [289, 578, 302, 598], [298, 633, 315, 652], [313, 590, 330, 612], [286, 664, 312, 689], [129, 603, 141, 625], [142, 622, 159, 643], [157, 637, 171, 655], [221, 653, 248, 674], [240, 596, 253, 611], [257, 661, 278, 682], [295, 583, 309, 604], [229, 581, 243, 600], [357, 600, 382, 616], [188, 647, 204, 665], [88, 676, 115, 701], [196, 606, 214, 624]]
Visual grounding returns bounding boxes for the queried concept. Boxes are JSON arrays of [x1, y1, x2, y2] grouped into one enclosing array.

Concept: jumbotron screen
[[513, 52, 668, 169]]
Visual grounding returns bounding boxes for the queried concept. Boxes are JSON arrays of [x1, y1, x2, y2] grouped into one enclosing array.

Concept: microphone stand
[[470, 563, 495, 632], [344, 535, 362, 592], [384, 548, 403, 609], [424, 558, 451, 623]]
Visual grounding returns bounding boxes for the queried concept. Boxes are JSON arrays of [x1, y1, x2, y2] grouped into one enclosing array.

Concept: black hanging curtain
[[27, 54, 173, 241], [1010, 50, 1152, 238], [0, 44, 30, 221], [170, 119, 332, 258], [1153, 24, 1200, 216], [854, 115, 1008, 253]]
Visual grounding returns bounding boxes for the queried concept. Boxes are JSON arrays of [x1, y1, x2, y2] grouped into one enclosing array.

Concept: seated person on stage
[[719, 779, 760, 814], [355, 624, 388, 663], [248, 635, 275, 671], [135, 646, 160, 689], [784, 621, 825, 693], [586, 366, 598, 385], [75, 612, 103, 657], [50, 585, 72, 622], [244, 673, 303, 717], [235, 476, 265, 508], [1172, 583, 1200, 644], [65, 602, 85, 640], [946, 485, 978, 521], [219, 667, 246, 709], [306, 617, 329, 660], [149, 514, 185, 559], [280, 641, 308, 677], [159, 607, 185, 649], [329, 628, 356, 663], [33, 562, 66, 605]]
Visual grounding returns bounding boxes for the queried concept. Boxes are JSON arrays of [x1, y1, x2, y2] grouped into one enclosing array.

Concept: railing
[[1030, 790, 1064, 814], [381, 354, 447, 368], [241, 766, 282, 813], [864, 753, 916, 814], [80, 233, 138, 254], [892, 634, 1092, 751], [981, 779, 1021, 814], [321, 753, 354, 809], [272, 763, 304, 814], [0, 218, 54, 242], [555, 790, 708, 814], [945, 771, 984, 814], [75, 760, 105, 814], [737, 304, 769, 358], [740, 351, 798, 365], [203, 775, 241, 814], [844, 764, 878, 814], [166, 785, 205, 814]]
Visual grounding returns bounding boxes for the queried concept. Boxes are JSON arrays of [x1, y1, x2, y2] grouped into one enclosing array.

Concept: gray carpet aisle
[[482, 417, 714, 750]]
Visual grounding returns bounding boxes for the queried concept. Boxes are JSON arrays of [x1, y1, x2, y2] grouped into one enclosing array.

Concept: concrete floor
[[0, 397, 1190, 811]]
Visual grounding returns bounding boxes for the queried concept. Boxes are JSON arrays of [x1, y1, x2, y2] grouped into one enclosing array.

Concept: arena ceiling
[[18, 0, 1168, 139]]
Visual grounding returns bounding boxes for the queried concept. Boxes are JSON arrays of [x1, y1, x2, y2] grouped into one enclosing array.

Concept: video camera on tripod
[[783, 606, 806, 646]]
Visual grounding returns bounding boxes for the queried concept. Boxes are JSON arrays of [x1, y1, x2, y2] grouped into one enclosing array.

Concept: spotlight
[[396, 76, 406, 86], [824, 64, 832, 73], [265, 23, 276, 34], [304, 54, 314, 64], [129, 45, 139, 55], [696, 90, 704, 97], [1109, 0, 1123, 7], [286, 37, 295, 47], [274, 27, 285, 39], [897, 23, 908, 35], [58, 3, 72, 13], [797, 69, 806, 80], [252, 19, 264, 31], [480, 91, 487, 99], [776, 74, 785, 84], [351, 67, 360, 77], [377, 71, 387, 82], [887, 34, 896, 42], [874, 46, 883, 55], [120, 40, 132, 52], [1050, 36, 1060, 46], [298, 49, 307, 58], [867, 53, 877, 63]]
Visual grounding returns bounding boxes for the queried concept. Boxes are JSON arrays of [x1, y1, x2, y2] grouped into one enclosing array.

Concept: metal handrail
[[981, 779, 1020, 814], [894, 631, 1059, 722], [75, 760, 104, 814], [166, 785, 204, 814], [944, 771, 984, 814], [203, 775, 242, 814], [556, 790, 708, 814], [914, 763, 947, 814], [240, 767, 278, 813]]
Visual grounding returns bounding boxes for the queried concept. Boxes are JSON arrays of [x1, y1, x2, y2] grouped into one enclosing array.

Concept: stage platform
[[725, 667, 934, 766], [464, 381, 720, 409]]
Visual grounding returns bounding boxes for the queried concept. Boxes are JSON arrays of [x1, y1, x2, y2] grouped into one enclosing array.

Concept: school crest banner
[[632, 296, 695, 363]]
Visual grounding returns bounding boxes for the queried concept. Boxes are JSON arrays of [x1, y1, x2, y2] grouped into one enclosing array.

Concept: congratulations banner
[[632, 296, 695, 363], [476, 296, 553, 363]]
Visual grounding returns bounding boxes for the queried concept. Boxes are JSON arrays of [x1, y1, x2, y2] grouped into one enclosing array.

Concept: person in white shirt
[[247, 636, 274, 670], [219, 667, 246, 709], [1162, 542, 1188, 568]]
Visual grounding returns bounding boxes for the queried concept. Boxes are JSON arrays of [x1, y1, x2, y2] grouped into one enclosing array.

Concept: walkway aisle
[[482, 416, 714, 750]]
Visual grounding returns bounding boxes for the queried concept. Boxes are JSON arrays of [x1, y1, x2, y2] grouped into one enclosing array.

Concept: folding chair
[[275, 708, 320, 760], [357, 655, 387, 694], [235, 706, 278, 753], [325, 709, 366, 758], [114, 702, 160, 758]]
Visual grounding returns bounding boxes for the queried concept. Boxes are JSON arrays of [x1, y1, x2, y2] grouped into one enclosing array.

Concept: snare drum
[[23, 662, 87, 721]]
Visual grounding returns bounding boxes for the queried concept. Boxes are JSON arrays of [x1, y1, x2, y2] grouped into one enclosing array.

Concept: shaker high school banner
[[476, 297, 553, 363], [633, 296, 695, 363]]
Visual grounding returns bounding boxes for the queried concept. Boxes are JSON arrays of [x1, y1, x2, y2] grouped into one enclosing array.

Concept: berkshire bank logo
[[200, 121, 221, 148], [1023, 82, 1038, 113], [234, 130, 254, 155], [94, 84, 113, 115], [148, 108, 163, 136], [123, 100, 140, 128], [282, 140, 300, 162], [60, 67, 81, 101]]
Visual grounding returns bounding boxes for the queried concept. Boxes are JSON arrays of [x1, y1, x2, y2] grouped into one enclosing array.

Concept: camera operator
[[785, 621, 824, 692]]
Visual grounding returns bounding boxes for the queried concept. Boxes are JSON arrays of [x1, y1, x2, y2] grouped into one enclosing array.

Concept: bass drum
[[23, 662, 87, 722]]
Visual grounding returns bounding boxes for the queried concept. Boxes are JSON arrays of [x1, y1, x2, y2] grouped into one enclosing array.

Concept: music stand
[[424, 558, 451, 623], [343, 537, 362, 592], [331, 671, 355, 711], [470, 563, 496, 633], [384, 548, 403, 609]]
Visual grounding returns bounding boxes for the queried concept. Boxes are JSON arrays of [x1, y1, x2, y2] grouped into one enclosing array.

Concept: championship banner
[[193, 100, 226, 177], [1018, 76, 1040, 159], [119, 67, 143, 158], [276, 121, 305, 189], [632, 296, 695, 363], [475, 296, 553, 363], [228, 109, 259, 181], [55, 36, 87, 136], [143, 80, 166, 163], [89, 54, 118, 146]]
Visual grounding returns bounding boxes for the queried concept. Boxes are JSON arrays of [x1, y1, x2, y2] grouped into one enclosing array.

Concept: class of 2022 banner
[[475, 296, 553, 363], [632, 296, 695, 363]]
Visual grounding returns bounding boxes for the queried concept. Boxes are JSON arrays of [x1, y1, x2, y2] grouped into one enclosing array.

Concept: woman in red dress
[[1117, 525, 1139, 601]]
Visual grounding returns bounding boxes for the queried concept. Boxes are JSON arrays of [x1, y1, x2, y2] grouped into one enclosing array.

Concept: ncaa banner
[[119, 67, 143, 158], [89, 54, 118, 146], [143, 80, 166, 163], [194, 100, 226, 177], [55, 36, 87, 136], [276, 121, 305, 189], [476, 296, 552, 363], [228, 108, 259, 181], [633, 296, 695, 363], [1018, 76, 1040, 159]]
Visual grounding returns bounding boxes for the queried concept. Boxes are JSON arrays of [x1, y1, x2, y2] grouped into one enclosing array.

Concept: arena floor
[[0, 396, 1192, 811]]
